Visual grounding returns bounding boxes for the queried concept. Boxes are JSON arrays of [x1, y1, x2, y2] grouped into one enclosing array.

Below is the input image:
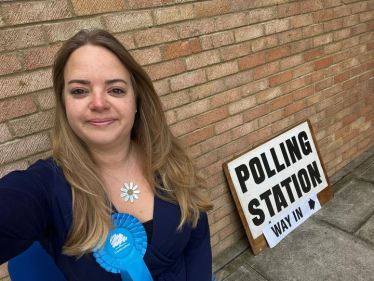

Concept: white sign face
[[227, 121, 328, 239], [262, 193, 321, 248]]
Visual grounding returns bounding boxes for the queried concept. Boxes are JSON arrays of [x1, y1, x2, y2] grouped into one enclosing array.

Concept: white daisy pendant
[[120, 182, 140, 203]]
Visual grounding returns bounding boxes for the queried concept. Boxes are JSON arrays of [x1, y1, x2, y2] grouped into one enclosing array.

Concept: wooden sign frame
[[222, 119, 333, 255]]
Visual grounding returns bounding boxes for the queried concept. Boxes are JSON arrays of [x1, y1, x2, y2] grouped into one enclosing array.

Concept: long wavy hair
[[52, 29, 212, 257]]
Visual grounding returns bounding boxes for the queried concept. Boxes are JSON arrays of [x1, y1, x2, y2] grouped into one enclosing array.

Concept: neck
[[90, 141, 133, 171]]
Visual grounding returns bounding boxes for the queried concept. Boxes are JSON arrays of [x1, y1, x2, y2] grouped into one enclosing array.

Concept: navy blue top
[[0, 159, 212, 280]]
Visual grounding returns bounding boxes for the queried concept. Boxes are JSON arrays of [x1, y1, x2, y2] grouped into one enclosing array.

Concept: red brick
[[314, 10, 334, 23], [316, 77, 334, 91], [279, 54, 303, 71], [105, 11, 152, 33], [271, 94, 293, 110], [45, 18, 103, 43], [248, 7, 277, 24], [243, 103, 270, 122], [334, 70, 350, 84], [135, 27, 178, 47], [269, 70, 292, 87], [165, 110, 176, 125], [268, 46, 291, 61], [343, 77, 358, 90], [145, 60, 185, 81], [0, 162, 29, 178], [304, 48, 324, 62], [215, 12, 247, 31], [2, 0, 71, 25], [314, 33, 333, 47], [291, 14, 314, 28], [197, 107, 229, 127], [0, 133, 51, 165], [170, 70, 206, 92], [211, 88, 242, 108], [23, 44, 61, 70], [128, 0, 172, 8], [36, 91, 56, 110], [234, 24, 264, 42], [360, 11, 374, 22], [292, 38, 313, 53], [214, 114, 243, 134], [259, 110, 284, 127], [240, 79, 268, 97], [333, 29, 351, 41], [283, 77, 306, 93], [227, 95, 256, 115], [224, 70, 253, 89], [264, 19, 290, 35], [178, 19, 216, 39], [163, 39, 201, 60], [333, 5, 351, 18], [0, 53, 21, 75], [114, 33, 136, 50], [293, 63, 314, 78], [185, 50, 220, 70], [131, 47, 162, 66], [247, 126, 272, 145], [306, 92, 324, 106], [207, 61, 238, 80], [221, 42, 251, 61], [160, 91, 190, 111], [300, 0, 324, 13], [256, 87, 282, 104], [73, 0, 124, 15], [0, 97, 37, 122], [278, 29, 303, 45], [200, 131, 231, 154], [10, 110, 55, 137], [232, 120, 259, 140], [195, 150, 219, 170], [170, 118, 197, 137], [293, 85, 314, 101], [0, 69, 52, 99], [230, 0, 260, 11], [238, 52, 266, 70], [295, 106, 316, 122], [183, 127, 214, 146], [314, 56, 333, 70], [253, 61, 279, 80], [278, 2, 301, 18], [323, 0, 342, 8], [218, 137, 247, 159], [176, 99, 210, 120], [306, 70, 324, 85], [366, 41, 374, 51], [189, 80, 225, 101], [303, 24, 324, 38], [343, 15, 360, 27], [324, 18, 343, 32], [195, 0, 229, 18], [0, 26, 45, 52], [0, 123, 12, 144], [284, 100, 306, 116], [200, 31, 235, 50], [251, 35, 278, 52], [272, 116, 295, 133], [153, 4, 194, 25]]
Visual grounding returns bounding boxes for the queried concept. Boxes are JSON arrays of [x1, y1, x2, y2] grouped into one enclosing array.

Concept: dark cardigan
[[0, 159, 212, 281]]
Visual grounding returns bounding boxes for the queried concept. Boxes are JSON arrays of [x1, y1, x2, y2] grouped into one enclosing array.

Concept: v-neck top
[[0, 159, 212, 281]]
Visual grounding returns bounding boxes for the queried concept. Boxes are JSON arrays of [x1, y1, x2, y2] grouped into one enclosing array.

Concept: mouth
[[87, 119, 116, 127]]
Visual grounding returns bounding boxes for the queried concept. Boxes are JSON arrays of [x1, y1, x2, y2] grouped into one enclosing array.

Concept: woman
[[0, 29, 213, 280]]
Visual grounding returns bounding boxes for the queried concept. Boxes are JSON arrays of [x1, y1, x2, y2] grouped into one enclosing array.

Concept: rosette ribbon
[[93, 213, 153, 281]]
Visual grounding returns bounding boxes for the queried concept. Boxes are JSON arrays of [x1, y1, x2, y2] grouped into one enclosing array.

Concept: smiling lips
[[88, 119, 116, 127]]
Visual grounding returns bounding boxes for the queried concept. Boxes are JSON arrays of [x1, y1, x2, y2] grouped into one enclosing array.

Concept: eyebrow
[[67, 79, 128, 85]]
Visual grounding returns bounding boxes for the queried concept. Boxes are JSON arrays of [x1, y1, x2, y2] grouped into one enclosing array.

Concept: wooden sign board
[[222, 120, 333, 255]]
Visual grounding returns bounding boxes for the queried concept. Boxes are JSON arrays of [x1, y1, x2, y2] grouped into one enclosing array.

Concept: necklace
[[102, 150, 140, 203]]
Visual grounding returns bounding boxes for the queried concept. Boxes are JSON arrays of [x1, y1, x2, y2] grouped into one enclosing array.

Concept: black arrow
[[308, 199, 315, 210]]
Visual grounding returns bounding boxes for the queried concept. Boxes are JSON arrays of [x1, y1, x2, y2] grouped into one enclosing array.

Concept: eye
[[70, 88, 88, 95], [109, 87, 125, 95]]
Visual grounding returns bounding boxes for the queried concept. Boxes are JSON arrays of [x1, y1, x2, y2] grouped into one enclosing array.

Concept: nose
[[89, 91, 110, 111]]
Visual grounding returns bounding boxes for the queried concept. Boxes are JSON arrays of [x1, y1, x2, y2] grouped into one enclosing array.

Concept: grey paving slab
[[313, 179, 374, 233], [355, 214, 374, 246], [360, 164, 374, 181], [223, 263, 266, 281], [247, 218, 374, 281], [215, 249, 254, 281]]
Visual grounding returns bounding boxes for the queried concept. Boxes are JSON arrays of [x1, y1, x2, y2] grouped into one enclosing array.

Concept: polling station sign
[[223, 120, 333, 255]]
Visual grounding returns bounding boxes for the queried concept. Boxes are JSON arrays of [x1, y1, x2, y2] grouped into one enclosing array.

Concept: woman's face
[[63, 45, 137, 152]]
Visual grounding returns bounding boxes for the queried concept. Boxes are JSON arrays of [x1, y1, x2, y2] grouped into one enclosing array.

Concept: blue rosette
[[93, 213, 153, 281]]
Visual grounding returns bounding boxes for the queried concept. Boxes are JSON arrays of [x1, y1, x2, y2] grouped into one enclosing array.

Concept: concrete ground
[[213, 146, 374, 281]]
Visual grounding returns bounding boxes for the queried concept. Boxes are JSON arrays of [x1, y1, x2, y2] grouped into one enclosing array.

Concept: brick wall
[[0, 0, 373, 279]]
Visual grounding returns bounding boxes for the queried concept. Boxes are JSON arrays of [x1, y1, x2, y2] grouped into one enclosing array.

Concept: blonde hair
[[52, 29, 212, 257]]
